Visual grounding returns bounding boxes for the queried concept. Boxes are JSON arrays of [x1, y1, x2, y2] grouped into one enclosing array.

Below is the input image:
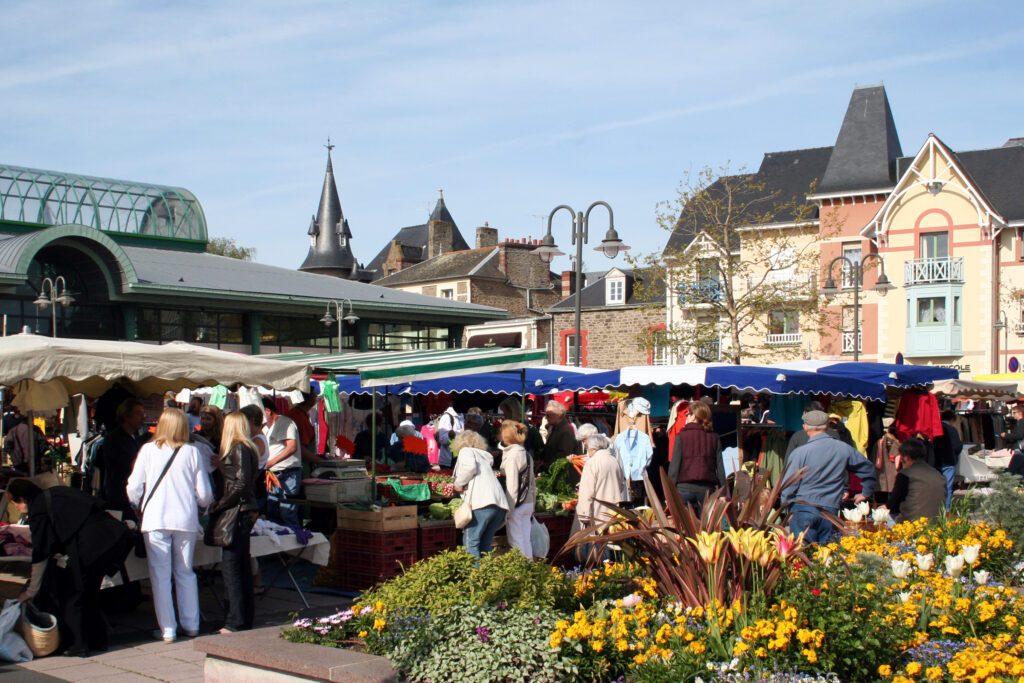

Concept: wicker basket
[[20, 603, 59, 657]]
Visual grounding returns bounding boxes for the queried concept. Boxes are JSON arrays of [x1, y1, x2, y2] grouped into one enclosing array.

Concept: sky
[[3, 1, 1024, 276]]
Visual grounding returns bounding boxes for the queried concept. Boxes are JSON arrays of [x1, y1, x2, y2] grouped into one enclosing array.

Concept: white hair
[[545, 400, 566, 415], [576, 423, 598, 442], [585, 433, 611, 451]]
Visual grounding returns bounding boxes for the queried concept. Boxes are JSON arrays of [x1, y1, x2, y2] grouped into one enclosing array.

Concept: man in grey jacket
[[781, 410, 877, 544]]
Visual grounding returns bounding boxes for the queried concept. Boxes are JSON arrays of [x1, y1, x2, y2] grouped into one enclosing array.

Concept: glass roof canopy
[[0, 164, 207, 242]]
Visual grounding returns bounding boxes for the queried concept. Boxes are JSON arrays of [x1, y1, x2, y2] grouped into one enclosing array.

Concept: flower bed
[[284, 472, 1024, 682]]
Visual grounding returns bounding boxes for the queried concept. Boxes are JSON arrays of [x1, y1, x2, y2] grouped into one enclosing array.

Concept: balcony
[[1016, 323, 1024, 337], [765, 332, 802, 346], [677, 279, 722, 305], [904, 257, 964, 286], [841, 331, 862, 354]]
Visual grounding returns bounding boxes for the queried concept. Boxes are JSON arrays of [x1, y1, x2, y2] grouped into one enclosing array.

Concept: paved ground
[[6, 563, 350, 682]]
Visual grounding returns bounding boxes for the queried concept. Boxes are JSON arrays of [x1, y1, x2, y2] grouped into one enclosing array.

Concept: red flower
[[811, 587, 821, 597]]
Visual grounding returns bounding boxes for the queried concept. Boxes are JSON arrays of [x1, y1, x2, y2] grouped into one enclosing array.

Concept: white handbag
[[453, 452, 477, 529]]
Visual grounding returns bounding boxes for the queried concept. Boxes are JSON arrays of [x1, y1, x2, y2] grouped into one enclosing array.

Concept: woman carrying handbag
[[206, 412, 260, 633]]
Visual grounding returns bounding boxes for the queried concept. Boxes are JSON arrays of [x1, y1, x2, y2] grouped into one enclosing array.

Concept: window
[[606, 279, 624, 304], [953, 296, 961, 325], [440, 288, 454, 300], [367, 323, 450, 351], [769, 310, 800, 335], [565, 334, 580, 365], [339, 237, 347, 247], [842, 244, 861, 288], [920, 232, 949, 260], [138, 308, 247, 347], [917, 297, 946, 325]]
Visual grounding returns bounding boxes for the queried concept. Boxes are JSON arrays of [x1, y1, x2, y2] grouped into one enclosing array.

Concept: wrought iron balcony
[[904, 257, 964, 286], [765, 332, 802, 346], [841, 331, 862, 354], [677, 279, 723, 305]]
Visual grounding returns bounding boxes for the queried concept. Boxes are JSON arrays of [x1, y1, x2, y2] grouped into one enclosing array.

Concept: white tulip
[[855, 500, 871, 516], [871, 507, 891, 524], [898, 591, 913, 603], [973, 570, 990, 585], [962, 544, 981, 566], [890, 559, 913, 579], [915, 553, 935, 571], [842, 509, 864, 524], [945, 554, 965, 577]]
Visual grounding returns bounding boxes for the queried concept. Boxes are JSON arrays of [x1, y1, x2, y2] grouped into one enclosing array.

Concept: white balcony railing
[[842, 331, 862, 354], [1015, 323, 1024, 337], [904, 257, 964, 286], [765, 332, 802, 346]]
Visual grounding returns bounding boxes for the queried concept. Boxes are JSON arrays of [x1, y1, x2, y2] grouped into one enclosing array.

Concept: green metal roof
[[0, 164, 207, 243], [263, 347, 549, 386]]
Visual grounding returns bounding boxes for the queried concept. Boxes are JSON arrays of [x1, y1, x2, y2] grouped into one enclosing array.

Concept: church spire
[[299, 141, 359, 278]]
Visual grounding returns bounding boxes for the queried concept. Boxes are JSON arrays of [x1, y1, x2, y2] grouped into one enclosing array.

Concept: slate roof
[[550, 268, 664, 311], [663, 147, 832, 256], [364, 197, 471, 279], [817, 85, 903, 194], [299, 150, 358, 274], [374, 247, 503, 287]]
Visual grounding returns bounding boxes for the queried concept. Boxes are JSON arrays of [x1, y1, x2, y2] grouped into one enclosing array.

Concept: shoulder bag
[[129, 446, 181, 558], [453, 452, 478, 530]]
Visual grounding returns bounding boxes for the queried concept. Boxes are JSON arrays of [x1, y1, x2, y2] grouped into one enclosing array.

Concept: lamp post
[[32, 276, 75, 338], [820, 253, 894, 362], [320, 299, 359, 353], [994, 310, 1009, 374], [535, 201, 629, 367]]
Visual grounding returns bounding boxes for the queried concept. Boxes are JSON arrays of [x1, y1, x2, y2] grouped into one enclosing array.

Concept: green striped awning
[[261, 347, 549, 387]]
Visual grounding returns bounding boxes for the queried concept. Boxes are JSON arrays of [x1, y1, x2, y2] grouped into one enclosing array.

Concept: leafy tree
[[632, 166, 837, 365], [206, 236, 256, 261]]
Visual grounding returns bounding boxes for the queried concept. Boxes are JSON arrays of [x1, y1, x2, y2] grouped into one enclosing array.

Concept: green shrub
[[971, 473, 1024, 568]]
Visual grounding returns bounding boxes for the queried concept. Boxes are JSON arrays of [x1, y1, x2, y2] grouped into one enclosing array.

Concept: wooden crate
[[337, 505, 418, 531]]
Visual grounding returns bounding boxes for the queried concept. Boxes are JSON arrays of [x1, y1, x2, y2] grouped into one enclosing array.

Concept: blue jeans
[[941, 465, 956, 509], [463, 505, 506, 558], [789, 504, 837, 545], [268, 467, 302, 528]]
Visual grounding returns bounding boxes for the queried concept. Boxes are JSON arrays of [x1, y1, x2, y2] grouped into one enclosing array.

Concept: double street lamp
[[535, 201, 630, 367], [33, 276, 75, 338], [821, 253, 894, 362], [320, 299, 359, 353]]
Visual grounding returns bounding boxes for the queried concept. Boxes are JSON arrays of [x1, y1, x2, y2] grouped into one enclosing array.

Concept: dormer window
[[339, 237, 347, 247], [606, 277, 625, 305], [309, 235, 316, 247]]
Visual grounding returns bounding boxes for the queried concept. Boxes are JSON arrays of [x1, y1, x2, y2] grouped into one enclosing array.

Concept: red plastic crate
[[417, 522, 457, 559], [333, 528, 418, 554], [335, 547, 417, 574]]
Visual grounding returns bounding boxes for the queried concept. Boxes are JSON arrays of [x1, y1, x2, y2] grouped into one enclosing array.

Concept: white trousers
[[507, 503, 534, 560], [145, 529, 200, 638]]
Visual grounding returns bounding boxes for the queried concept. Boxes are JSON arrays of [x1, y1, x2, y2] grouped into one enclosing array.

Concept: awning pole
[[28, 410, 36, 478], [520, 369, 526, 422], [371, 390, 377, 479]]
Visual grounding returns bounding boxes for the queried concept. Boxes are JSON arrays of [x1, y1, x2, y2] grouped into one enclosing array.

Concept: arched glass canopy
[[0, 164, 207, 242]]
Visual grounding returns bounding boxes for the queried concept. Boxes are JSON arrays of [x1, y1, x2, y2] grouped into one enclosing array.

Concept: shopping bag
[[530, 517, 550, 559], [0, 599, 32, 663]]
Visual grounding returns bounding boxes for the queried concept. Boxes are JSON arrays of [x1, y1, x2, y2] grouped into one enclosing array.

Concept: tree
[[631, 166, 836, 365], [206, 236, 256, 261]]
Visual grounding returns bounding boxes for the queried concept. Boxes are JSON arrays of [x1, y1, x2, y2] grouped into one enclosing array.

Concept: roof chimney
[[561, 270, 576, 299], [475, 222, 498, 249]]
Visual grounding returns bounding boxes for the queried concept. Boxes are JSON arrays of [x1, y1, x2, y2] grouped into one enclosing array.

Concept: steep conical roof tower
[[299, 140, 359, 277], [818, 85, 903, 194]]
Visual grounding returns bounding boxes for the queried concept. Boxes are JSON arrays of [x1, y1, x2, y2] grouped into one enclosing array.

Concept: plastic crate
[[417, 521, 457, 559], [333, 528, 418, 554], [335, 548, 417, 578]]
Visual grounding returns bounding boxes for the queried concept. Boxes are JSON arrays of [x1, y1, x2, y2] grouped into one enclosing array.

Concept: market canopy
[[542, 364, 887, 401], [772, 360, 958, 388], [0, 332, 310, 411], [321, 365, 597, 396], [264, 347, 549, 387], [933, 379, 1019, 400]]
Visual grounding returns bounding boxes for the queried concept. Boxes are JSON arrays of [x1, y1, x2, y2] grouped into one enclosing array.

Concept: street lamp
[[994, 310, 1009, 374], [537, 201, 630, 367], [320, 299, 359, 353], [32, 276, 75, 338], [821, 253, 893, 362]]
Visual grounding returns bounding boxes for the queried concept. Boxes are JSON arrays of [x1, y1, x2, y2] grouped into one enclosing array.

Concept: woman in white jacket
[[127, 408, 214, 643], [498, 421, 536, 559], [452, 430, 508, 557]]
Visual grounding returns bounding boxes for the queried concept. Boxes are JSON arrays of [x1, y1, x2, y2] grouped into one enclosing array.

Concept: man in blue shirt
[[781, 410, 877, 544]]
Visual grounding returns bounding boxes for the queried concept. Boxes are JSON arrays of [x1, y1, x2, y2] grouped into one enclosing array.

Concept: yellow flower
[[616, 638, 629, 652], [905, 661, 922, 675], [733, 641, 750, 656], [801, 648, 818, 663], [357, 630, 368, 638], [925, 666, 943, 681], [878, 664, 892, 677], [372, 618, 386, 631], [689, 641, 706, 655]]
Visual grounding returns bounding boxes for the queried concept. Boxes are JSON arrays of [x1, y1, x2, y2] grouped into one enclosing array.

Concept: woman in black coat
[[8, 479, 130, 656], [207, 413, 260, 633]]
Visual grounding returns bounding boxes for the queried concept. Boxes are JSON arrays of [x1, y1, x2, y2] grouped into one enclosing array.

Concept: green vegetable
[[428, 503, 452, 520], [536, 457, 575, 498]]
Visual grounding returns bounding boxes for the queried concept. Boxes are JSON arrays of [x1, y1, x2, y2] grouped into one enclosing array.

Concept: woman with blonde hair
[[499, 420, 536, 559], [452, 429, 509, 557], [207, 412, 260, 633], [127, 408, 214, 643]]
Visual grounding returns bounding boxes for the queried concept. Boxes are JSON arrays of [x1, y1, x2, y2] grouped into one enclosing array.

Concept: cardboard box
[[305, 478, 373, 504], [337, 505, 418, 531]]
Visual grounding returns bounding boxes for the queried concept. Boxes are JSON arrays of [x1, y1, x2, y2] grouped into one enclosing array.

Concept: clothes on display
[[614, 428, 653, 483], [830, 399, 869, 456], [873, 433, 901, 494], [614, 398, 653, 437], [893, 391, 943, 442], [666, 400, 689, 462], [768, 395, 808, 432]]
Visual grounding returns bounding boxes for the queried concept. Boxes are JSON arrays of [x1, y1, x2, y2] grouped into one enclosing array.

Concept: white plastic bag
[[530, 517, 550, 560], [0, 599, 32, 663]]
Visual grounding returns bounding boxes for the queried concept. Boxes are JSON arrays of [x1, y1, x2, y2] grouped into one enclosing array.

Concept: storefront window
[[367, 323, 450, 351], [137, 308, 249, 347]]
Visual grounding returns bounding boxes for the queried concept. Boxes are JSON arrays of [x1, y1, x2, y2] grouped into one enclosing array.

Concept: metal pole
[[574, 211, 585, 368], [853, 262, 861, 362], [337, 307, 342, 352], [370, 390, 377, 479]]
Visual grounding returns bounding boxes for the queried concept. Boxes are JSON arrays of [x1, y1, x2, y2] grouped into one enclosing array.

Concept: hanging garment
[[759, 430, 787, 488], [873, 434, 901, 493], [208, 385, 229, 410], [666, 401, 689, 462], [419, 424, 440, 466], [641, 385, 671, 418], [614, 428, 654, 482], [613, 400, 653, 437], [830, 400, 869, 456], [768, 395, 808, 432], [320, 379, 343, 413], [893, 391, 943, 442]]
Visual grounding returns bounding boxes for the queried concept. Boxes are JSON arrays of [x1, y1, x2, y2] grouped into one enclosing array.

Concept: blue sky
[[3, 1, 1023, 275]]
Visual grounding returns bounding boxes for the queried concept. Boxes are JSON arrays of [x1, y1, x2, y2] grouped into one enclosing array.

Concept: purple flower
[[533, 617, 542, 626], [360, 606, 373, 615], [475, 626, 491, 643], [497, 600, 508, 611], [293, 618, 313, 629]]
